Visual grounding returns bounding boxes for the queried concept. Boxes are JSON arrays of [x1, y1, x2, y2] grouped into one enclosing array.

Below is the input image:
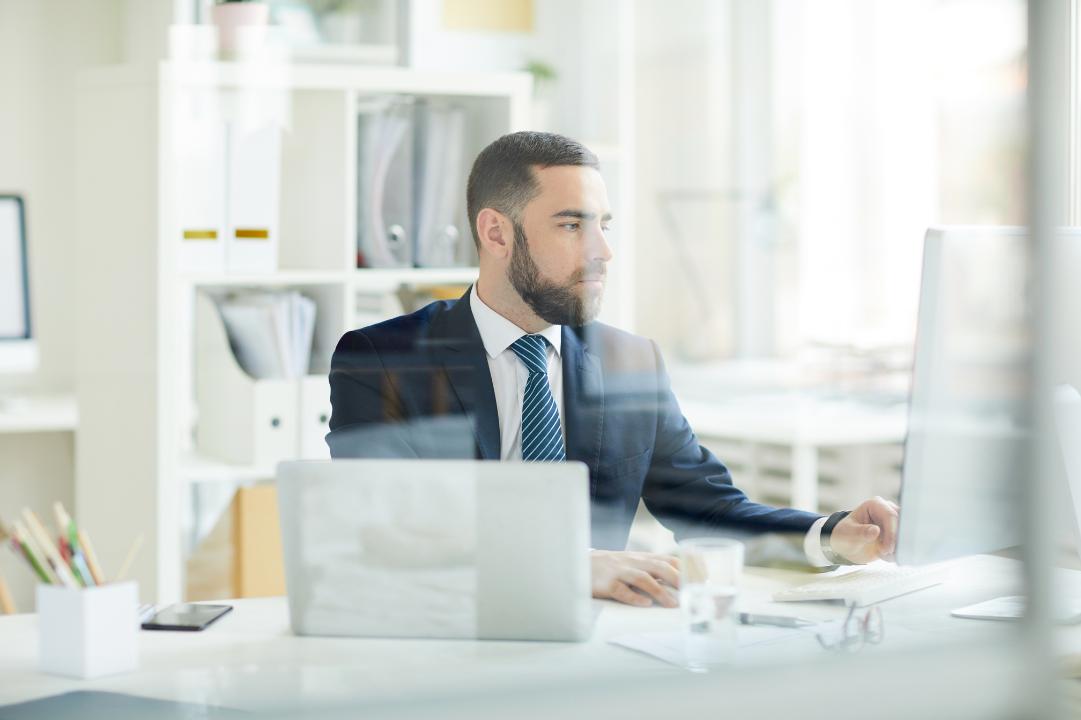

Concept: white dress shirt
[[470, 284, 565, 461], [468, 285, 832, 566]]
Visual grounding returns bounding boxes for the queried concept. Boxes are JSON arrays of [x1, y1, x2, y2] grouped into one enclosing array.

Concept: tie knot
[[510, 334, 549, 375]]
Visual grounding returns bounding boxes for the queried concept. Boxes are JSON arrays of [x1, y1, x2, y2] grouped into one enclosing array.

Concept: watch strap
[[820, 510, 853, 566]]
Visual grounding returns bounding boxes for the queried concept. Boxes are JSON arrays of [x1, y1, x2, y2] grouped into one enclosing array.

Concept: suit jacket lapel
[[562, 325, 604, 478], [427, 290, 501, 460]]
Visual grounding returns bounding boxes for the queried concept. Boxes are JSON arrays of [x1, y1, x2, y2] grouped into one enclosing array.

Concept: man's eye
[[601, 225, 611, 233], [560, 223, 580, 231]]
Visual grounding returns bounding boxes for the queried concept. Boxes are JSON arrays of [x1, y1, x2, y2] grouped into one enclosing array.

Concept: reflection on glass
[[815, 604, 885, 654]]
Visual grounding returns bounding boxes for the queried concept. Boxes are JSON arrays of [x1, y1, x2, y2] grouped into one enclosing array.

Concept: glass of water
[[679, 537, 744, 672]]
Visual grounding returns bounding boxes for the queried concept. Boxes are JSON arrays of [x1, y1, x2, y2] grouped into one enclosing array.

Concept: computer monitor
[[1053, 386, 1081, 555], [895, 226, 1029, 565], [0, 195, 37, 374]]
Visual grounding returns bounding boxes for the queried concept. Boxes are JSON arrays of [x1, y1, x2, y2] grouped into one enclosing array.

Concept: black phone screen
[[142, 603, 233, 631]]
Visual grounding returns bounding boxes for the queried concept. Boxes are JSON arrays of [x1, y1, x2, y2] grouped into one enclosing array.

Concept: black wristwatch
[[820, 510, 852, 566]]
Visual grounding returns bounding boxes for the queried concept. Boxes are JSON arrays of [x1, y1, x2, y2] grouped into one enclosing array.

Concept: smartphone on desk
[[141, 603, 233, 631]]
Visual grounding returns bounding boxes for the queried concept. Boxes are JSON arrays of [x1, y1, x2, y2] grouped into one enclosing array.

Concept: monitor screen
[[896, 227, 1029, 564], [0, 196, 30, 341]]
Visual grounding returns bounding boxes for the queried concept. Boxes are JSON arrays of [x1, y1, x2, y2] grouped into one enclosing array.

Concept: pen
[[53, 503, 94, 587], [738, 612, 816, 628], [71, 552, 96, 588], [59, 538, 89, 587], [116, 533, 144, 582], [12, 520, 54, 584], [23, 509, 78, 587], [77, 528, 105, 586], [58, 536, 72, 564]]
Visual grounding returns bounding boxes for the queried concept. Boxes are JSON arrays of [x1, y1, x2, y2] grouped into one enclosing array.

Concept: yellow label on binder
[[234, 228, 270, 240], [182, 229, 218, 241]]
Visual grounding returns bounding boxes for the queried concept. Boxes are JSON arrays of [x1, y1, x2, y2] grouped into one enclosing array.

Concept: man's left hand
[[829, 496, 900, 564]]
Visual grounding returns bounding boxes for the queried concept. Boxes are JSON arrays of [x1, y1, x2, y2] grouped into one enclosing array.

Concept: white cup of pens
[[1, 502, 143, 679]]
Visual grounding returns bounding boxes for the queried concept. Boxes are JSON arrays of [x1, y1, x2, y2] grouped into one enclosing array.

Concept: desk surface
[[0, 556, 1070, 714]]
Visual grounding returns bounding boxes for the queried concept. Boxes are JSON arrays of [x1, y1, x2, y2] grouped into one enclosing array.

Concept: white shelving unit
[[0, 396, 78, 434], [75, 61, 530, 602]]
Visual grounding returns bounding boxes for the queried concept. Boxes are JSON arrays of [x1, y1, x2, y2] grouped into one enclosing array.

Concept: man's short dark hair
[[466, 131, 599, 248]]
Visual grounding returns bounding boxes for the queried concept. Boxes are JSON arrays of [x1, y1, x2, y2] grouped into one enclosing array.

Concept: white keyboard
[[772, 562, 949, 607]]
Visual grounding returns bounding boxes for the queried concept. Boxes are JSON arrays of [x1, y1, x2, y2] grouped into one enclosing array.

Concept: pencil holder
[[37, 581, 138, 679]]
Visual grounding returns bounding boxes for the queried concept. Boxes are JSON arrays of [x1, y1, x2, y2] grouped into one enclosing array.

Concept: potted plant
[[211, 0, 270, 59], [523, 60, 557, 131]]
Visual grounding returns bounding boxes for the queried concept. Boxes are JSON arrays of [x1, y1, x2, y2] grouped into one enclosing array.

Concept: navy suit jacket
[[327, 290, 821, 550]]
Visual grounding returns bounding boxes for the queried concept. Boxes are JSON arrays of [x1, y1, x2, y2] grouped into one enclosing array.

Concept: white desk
[[0, 555, 1064, 716]]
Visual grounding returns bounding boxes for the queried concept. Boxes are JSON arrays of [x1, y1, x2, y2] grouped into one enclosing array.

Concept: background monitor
[[895, 226, 1029, 565], [0, 194, 37, 374]]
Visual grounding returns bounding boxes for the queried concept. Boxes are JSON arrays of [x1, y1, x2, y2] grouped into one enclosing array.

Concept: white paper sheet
[[218, 291, 316, 379], [609, 623, 836, 670]]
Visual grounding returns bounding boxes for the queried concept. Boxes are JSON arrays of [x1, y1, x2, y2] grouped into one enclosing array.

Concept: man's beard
[[507, 221, 604, 327]]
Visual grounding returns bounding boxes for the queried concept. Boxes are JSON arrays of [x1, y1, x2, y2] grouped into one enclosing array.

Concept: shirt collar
[[469, 284, 563, 359]]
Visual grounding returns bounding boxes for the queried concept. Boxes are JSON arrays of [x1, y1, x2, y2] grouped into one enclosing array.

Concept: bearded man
[[328, 131, 898, 608]]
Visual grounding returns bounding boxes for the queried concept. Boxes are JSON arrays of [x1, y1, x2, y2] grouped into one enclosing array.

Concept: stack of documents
[[217, 291, 316, 379]]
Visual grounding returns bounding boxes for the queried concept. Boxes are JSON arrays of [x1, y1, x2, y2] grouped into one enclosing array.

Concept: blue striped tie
[[510, 334, 566, 462]]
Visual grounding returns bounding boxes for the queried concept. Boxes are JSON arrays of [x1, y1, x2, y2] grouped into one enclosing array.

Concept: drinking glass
[[679, 537, 744, 672]]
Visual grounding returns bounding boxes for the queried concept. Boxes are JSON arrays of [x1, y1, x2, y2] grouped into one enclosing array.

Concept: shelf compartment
[[180, 270, 349, 287], [351, 266, 478, 291]]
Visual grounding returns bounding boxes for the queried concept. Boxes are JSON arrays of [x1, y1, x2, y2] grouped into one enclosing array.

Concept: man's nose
[[589, 226, 614, 262]]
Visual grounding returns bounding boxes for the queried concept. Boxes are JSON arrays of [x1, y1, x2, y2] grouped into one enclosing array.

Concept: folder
[[225, 121, 281, 273], [356, 96, 414, 268], [217, 291, 315, 379], [174, 89, 227, 273], [195, 293, 299, 466], [217, 299, 288, 379], [414, 99, 469, 267]]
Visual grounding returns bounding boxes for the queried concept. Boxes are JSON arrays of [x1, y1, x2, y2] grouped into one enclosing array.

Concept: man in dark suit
[[329, 131, 898, 608]]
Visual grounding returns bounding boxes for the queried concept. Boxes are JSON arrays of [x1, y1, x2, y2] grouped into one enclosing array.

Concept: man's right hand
[[590, 550, 680, 608]]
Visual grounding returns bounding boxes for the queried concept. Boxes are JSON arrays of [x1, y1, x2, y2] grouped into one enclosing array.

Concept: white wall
[[0, 0, 124, 611], [633, 0, 736, 358], [0, 0, 125, 395], [405, 0, 585, 137]]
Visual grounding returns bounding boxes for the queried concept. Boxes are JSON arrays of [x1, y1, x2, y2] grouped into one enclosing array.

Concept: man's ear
[[476, 208, 512, 259]]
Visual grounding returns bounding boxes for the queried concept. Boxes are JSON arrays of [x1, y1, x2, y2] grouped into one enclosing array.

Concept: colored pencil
[[0, 570, 15, 614], [116, 533, 144, 582], [22, 510, 77, 587], [12, 520, 53, 584], [52, 503, 92, 587], [77, 529, 105, 586]]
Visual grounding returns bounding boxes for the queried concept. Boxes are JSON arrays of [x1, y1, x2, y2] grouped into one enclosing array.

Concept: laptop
[[276, 459, 594, 641]]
